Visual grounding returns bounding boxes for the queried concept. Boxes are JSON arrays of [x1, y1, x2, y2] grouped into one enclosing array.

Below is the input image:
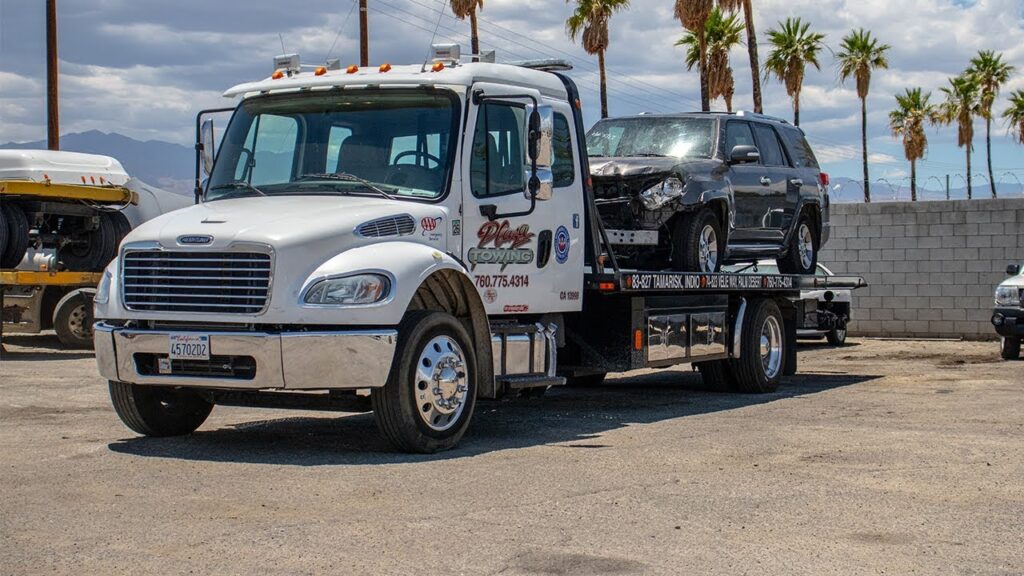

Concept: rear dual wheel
[[1, 203, 30, 269], [696, 299, 786, 394], [59, 211, 130, 272]]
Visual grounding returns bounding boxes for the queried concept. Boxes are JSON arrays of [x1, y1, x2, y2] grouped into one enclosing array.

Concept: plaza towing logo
[[467, 220, 535, 271]]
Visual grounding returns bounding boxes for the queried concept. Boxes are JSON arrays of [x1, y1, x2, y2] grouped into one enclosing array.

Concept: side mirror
[[527, 105, 554, 169], [200, 119, 216, 176], [1008, 264, 1021, 276], [524, 168, 554, 202], [729, 145, 760, 165]]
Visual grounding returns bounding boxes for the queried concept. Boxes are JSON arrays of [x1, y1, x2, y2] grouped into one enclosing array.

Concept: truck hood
[[998, 275, 1024, 290], [588, 156, 717, 199], [126, 195, 444, 251]]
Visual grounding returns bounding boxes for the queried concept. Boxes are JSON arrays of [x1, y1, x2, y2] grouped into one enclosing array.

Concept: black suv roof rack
[[510, 59, 574, 72]]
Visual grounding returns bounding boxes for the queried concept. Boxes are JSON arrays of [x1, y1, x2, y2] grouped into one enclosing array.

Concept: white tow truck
[[94, 48, 864, 452]]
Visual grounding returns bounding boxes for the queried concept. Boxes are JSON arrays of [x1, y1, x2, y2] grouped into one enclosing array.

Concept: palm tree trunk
[[966, 145, 972, 200], [698, 32, 710, 112], [910, 159, 917, 201], [793, 90, 800, 126], [470, 10, 480, 62], [986, 115, 996, 198], [742, 0, 762, 114], [598, 49, 609, 119], [861, 96, 870, 203]]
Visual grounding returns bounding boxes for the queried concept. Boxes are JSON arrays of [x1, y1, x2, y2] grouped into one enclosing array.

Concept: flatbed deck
[[0, 179, 137, 205], [584, 270, 867, 294]]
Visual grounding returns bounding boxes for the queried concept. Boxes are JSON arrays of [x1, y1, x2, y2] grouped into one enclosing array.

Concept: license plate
[[169, 334, 210, 361]]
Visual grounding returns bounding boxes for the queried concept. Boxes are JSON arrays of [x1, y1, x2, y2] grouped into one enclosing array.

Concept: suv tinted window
[[753, 124, 787, 167], [724, 121, 756, 155], [779, 127, 820, 169]]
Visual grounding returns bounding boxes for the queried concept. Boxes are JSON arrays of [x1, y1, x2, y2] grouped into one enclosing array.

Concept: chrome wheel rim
[[68, 304, 92, 339], [698, 225, 718, 272], [760, 315, 783, 379], [798, 224, 814, 270], [414, 335, 469, 432]]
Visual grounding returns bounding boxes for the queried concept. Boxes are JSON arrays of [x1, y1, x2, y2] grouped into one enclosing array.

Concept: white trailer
[[93, 51, 863, 452]]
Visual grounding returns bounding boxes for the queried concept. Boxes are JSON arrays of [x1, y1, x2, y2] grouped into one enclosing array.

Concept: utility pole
[[46, 0, 59, 150], [359, 0, 368, 67]]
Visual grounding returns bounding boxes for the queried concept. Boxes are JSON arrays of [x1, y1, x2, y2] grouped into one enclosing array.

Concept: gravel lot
[[1, 335, 1022, 575]]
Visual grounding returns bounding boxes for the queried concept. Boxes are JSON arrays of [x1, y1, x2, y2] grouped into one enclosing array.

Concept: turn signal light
[[431, 61, 445, 72], [346, 65, 359, 74], [379, 63, 392, 73], [271, 70, 285, 80], [819, 172, 830, 187], [598, 281, 615, 292], [634, 330, 643, 351], [314, 66, 327, 76]]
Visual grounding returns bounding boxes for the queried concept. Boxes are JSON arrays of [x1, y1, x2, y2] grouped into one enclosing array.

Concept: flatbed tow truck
[[93, 49, 865, 452], [1, 153, 138, 348]]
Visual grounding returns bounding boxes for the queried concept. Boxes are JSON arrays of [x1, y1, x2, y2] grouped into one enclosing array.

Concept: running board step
[[499, 375, 567, 389]]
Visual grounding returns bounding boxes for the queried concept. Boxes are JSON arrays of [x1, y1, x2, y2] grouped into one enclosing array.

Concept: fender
[[783, 196, 822, 248], [297, 241, 475, 326]]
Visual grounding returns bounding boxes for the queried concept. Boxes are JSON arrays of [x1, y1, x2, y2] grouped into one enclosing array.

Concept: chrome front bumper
[[94, 323, 398, 390]]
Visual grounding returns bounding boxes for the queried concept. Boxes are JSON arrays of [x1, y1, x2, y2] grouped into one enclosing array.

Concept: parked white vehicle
[[991, 262, 1023, 360], [724, 260, 851, 346], [94, 49, 864, 452]]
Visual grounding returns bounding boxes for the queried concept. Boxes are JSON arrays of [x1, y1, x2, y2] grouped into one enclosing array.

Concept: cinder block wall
[[817, 197, 1024, 340]]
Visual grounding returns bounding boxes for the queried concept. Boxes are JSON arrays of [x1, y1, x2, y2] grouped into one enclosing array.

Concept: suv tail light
[[819, 172, 830, 187]]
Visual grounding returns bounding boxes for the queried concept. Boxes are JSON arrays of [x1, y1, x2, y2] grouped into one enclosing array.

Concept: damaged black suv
[[586, 112, 830, 274]]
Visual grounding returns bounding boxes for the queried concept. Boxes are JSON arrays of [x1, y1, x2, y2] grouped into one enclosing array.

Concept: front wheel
[[672, 209, 723, 273], [1000, 337, 1021, 360], [372, 310, 477, 453], [826, 326, 847, 346], [109, 381, 213, 437], [777, 214, 818, 275]]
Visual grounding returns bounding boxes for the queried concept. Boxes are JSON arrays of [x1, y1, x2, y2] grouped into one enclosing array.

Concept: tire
[[727, 298, 786, 393], [672, 208, 723, 273], [109, 381, 213, 437], [108, 210, 132, 250], [695, 360, 736, 392], [826, 326, 848, 346], [59, 211, 120, 271], [0, 205, 9, 265], [53, 290, 95, 349], [777, 212, 818, 275], [1, 202, 30, 269], [565, 373, 607, 387], [372, 310, 477, 453], [1000, 337, 1021, 360]]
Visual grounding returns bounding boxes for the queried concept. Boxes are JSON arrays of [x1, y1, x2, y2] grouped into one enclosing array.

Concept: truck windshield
[[206, 90, 459, 201], [586, 117, 714, 159]]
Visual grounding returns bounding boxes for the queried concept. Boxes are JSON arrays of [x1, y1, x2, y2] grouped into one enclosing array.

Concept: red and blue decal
[[554, 225, 570, 264]]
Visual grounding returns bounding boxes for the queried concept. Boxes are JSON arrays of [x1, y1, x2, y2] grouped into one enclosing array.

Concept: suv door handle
[[759, 176, 772, 186], [789, 178, 804, 187]]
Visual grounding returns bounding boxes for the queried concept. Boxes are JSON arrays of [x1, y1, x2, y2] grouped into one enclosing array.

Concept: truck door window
[[724, 121, 757, 159], [470, 103, 525, 197], [552, 113, 575, 188], [235, 113, 299, 185], [325, 126, 352, 172], [753, 124, 788, 167]]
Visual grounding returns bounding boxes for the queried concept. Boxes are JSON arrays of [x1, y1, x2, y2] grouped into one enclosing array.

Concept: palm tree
[[718, 0, 763, 113], [938, 74, 981, 199], [889, 88, 937, 201], [764, 17, 825, 126], [566, 0, 631, 119], [675, 8, 744, 111], [967, 50, 1014, 198], [449, 0, 484, 62], [673, 0, 714, 111], [1004, 89, 1024, 145], [837, 29, 890, 203]]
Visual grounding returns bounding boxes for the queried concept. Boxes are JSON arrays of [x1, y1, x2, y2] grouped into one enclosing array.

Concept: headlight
[[94, 266, 114, 305], [303, 274, 391, 305], [995, 286, 1020, 307], [639, 177, 685, 210]]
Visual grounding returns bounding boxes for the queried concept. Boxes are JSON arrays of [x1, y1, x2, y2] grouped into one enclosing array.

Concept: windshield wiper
[[208, 181, 267, 197], [296, 172, 397, 200], [626, 153, 673, 158]]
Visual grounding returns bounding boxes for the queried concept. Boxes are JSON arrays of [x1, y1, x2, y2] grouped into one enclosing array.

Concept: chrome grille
[[122, 250, 271, 314], [356, 215, 415, 237]]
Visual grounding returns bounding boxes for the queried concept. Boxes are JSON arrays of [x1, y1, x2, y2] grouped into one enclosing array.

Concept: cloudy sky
[[2, 0, 1022, 198]]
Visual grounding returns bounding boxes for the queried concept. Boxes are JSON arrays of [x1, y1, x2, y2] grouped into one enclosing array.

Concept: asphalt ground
[[1, 335, 1021, 575]]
